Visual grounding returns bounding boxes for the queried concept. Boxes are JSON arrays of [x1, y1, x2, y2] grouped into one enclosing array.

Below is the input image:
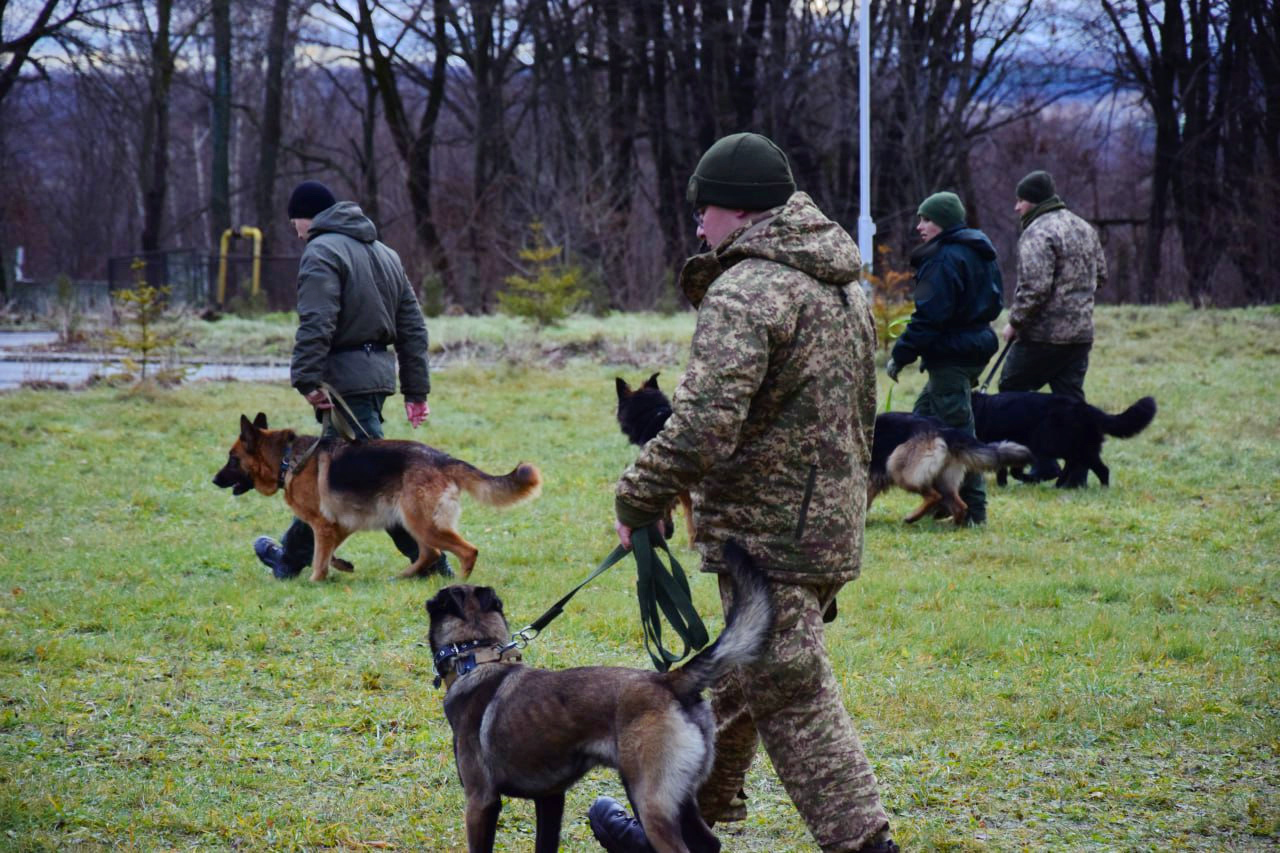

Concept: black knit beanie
[[686, 133, 796, 211], [1016, 170, 1056, 204], [916, 192, 966, 230], [287, 181, 337, 219]]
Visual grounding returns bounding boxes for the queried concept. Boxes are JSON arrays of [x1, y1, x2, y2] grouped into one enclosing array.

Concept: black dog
[[972, 392, 1157, 488], [615, 373, 692, 540]]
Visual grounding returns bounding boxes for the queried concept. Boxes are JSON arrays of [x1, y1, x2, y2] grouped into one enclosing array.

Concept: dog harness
[[433, 640, 523, 689]]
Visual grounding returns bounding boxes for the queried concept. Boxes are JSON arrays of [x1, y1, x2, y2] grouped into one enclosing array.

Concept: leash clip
[[510, 626, 539, 649]]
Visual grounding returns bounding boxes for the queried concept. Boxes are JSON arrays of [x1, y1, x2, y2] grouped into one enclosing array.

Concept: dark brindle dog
[[212, 413, 541, 581], [615, 373, 694, 541], [426, 540, 772, 853]]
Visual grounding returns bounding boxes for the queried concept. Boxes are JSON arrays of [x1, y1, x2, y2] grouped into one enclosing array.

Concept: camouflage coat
[[1011, 205, 1107, 344], [615, 192, 877, 584]]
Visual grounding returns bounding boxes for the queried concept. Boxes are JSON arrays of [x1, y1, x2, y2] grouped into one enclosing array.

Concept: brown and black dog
[[213, 413, 541, 581], [425, 539, 771, 853], [615, 373, 694, 541], [869, 412, 1032, 525]]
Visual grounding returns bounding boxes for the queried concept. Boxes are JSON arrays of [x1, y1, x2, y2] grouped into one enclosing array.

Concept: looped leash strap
[[979, 338, 1014, 394], [632, 526, 709, 672], [319, 382, 372, 441]]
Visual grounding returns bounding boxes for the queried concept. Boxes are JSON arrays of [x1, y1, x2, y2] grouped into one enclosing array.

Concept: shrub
[[498, 221, 587, 327]]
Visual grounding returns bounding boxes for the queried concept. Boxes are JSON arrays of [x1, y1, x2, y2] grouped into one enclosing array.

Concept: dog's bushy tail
[[945, 432, 1035, 471], [450, 461, 543, 507], [1092, 396, 1157, 439], [665, 540, 771, 701]]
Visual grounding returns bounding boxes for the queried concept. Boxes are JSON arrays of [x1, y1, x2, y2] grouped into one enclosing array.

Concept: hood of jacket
[[911, 226, 998, 267], [681, 192, 859, 307], [308, 201, 378, 244]]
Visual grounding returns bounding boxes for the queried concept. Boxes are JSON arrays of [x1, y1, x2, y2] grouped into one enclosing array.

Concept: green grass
[[0, 305, 1276, 851]]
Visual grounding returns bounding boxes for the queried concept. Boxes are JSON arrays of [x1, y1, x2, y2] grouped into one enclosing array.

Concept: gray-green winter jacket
[[615, 192, 878, 583], [290, 202, 430, 401]]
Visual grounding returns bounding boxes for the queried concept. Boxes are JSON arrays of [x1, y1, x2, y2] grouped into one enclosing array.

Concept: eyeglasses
[[692, 207, 706, 227]]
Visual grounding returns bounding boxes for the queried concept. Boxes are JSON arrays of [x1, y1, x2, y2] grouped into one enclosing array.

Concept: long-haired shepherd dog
[[212, 413, 541, 581], [869, 412, 1033, 525], [972, 392, 1157, 488], [426, 539, 770, 853], [615, 373, 694, 541]]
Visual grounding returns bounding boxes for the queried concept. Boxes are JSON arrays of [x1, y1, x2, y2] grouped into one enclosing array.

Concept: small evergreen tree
[[107, 258, 185, 383], [498, 221, 587, 327]]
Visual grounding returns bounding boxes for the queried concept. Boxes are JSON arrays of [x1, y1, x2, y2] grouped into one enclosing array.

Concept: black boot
[[427, 552, 455, 578], [254, 536, 304, 579], [588, 796, 654, 853]]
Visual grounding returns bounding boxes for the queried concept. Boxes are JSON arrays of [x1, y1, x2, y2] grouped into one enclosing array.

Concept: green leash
[[511, 526, 709, 672]]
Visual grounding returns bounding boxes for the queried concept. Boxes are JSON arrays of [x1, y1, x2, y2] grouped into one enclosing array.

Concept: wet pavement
[[0, 330, 290, 390]]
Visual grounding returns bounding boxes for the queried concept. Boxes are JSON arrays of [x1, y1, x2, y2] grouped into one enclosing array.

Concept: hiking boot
[[857, 832, 900, 853], [588, 796, 653, 853], [254, 536, 303, 579]]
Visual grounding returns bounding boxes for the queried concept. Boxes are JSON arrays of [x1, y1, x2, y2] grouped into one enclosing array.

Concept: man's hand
[[1002, 323, 1017, 343], [614, 519, 633, 550], [885, 358, 901, 383], [304, 388, 333, 410], [405, 400, 430, 428]]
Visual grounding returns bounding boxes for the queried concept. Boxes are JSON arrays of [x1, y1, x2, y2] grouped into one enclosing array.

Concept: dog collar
[[277, 441, 295, 489], [433, 640, 521, 689]]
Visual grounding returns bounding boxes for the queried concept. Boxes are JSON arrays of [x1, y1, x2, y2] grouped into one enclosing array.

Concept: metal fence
[[107, 250, 301, 311]]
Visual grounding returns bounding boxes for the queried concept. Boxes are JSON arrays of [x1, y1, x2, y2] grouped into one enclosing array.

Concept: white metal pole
[[857, 0, 876, 293]]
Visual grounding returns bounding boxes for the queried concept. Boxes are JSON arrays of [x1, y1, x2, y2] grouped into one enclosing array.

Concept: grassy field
[[0, 305, 1276, 851]]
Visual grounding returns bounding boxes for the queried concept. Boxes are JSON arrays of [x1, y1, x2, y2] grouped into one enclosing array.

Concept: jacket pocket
[[794, 463, 817, 540]]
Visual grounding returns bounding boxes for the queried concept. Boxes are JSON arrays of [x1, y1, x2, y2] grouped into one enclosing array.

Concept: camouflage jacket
[[615, 192, 877, 584], [292, 202, 431, 401], [1011, 206, 1107, 344]]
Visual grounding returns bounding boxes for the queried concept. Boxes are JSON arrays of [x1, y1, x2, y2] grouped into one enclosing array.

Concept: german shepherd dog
[[972, 392, 1157, 488], [426, 540, 771, 853], [615, 373, 694, 540], [212, 413, 541, 581], [869, 412, 1033, 525]]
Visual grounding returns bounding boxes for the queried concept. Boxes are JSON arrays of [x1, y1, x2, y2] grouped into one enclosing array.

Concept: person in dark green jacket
[[886, 191, 1003, 525], [253, 181, 447, 579]]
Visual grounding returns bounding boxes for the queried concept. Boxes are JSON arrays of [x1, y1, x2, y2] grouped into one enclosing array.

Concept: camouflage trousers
[[697, 576, 889, 852]]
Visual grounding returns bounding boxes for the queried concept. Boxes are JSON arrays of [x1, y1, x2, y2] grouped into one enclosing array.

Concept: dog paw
[[332, 557, 354, 573]]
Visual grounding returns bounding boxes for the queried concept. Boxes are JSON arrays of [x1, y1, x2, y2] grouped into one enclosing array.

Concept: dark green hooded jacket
[[290, 202, 430, 401], [891, 226, 1003, 370]]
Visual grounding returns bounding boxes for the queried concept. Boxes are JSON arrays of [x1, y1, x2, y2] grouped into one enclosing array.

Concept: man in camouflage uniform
[[590, 133, 896, 853], [999, 169, 1108, 402], [886, 191, 1003, 525]]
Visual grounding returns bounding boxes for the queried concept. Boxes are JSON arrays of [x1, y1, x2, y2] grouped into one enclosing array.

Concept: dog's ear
[[644, 372, 661, 390], [253, 412, 269, 429], [239, 414, 259, 451], [474, 586, 504, 615], [425, 586, 463, 620], [615, 377, 631, 400]]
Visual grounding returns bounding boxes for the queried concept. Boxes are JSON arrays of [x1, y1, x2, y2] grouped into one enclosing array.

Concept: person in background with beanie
[[1000, 169, 1107, 403], [590, 133, 897, 853], [886, 191, 1004, 526], [252, 180, 449, 580]]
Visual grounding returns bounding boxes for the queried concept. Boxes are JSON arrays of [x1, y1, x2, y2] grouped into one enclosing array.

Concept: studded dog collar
[[433, 640, 522, 689]]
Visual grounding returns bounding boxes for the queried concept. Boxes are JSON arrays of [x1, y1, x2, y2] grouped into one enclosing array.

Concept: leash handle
[[979, 337, 1013, 394], [320, 382, 372, 441], [632, 526, 709, 672]]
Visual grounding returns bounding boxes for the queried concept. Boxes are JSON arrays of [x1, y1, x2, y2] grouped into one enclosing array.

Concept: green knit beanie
[[916, 192, 966, 230], [1016, 170, 1056, 204], [686, 132, 796, 211]]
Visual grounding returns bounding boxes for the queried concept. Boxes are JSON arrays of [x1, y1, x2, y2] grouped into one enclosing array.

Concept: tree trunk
[[140, 0, 175, 255], [253, 0, 293, 256], [209, 0, 232, 251]]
